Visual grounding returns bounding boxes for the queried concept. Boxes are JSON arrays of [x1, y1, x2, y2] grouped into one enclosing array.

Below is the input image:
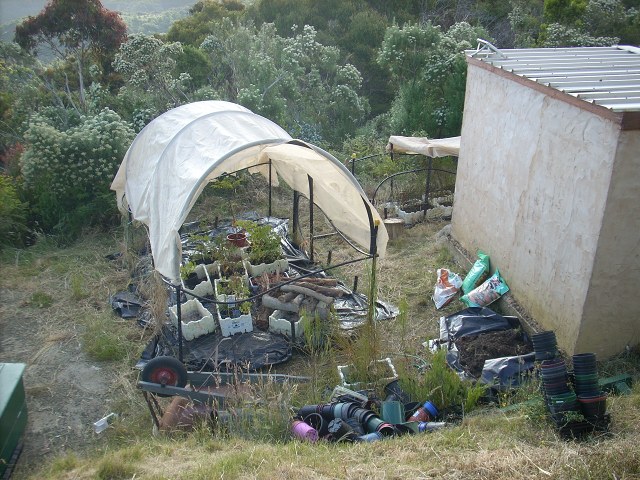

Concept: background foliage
[[0, 0, 634, 242]]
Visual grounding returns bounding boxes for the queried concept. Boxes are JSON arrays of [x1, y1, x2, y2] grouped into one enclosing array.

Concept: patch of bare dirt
[[0, 286, 119, 479], [455, 329, 531, 378]]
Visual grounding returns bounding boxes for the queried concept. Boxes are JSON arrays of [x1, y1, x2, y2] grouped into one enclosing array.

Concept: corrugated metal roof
[[467, 42, 640, 113]]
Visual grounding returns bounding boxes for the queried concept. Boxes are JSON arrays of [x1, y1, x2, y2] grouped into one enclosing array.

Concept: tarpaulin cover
[[111, 101, 387, 284], [149, 327, 292, 371], [110, 291, 143, 319], [438, 307, 534, 386], [439, 307, 514, 342], [480, 354, 536, 390], [388, 136, 461, 157]]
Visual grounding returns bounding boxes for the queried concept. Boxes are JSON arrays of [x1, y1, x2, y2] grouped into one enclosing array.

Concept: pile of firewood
[[260, 277, 344, 320]]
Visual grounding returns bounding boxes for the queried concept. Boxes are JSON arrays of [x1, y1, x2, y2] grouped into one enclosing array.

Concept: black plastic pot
[[304, 413, 328, 437], [298, 405, 318, 419], [328, 418, 356, 442], [532, 331, 558, 360], [544, 381, 571, 396], [384, 380, 411, 404], [578, 395, 607, 419], [319, 404, 335, 420]]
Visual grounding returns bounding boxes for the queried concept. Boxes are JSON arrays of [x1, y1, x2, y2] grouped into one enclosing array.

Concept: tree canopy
[[1, 0, 634, 242]]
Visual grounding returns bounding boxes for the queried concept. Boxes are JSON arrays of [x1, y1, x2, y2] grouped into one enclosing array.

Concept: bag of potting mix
[[432, 268, 463, 309], [460, 269, 509, 307], [461, 251, 490, 294]]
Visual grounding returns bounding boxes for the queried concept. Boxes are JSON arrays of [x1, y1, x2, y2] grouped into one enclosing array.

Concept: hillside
[[1, 0, 197, 41]]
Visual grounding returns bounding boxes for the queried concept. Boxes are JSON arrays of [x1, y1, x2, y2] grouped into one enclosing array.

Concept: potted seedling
[[214, 274, 253, 337], [217, 240, 246, 278], [180, 261, 199, 290], [236, 220, 287, 277]]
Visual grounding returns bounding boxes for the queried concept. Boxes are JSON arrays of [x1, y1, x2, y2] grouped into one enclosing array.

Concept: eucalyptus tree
[[200, 20, 368, 144], [378, 21, 487, 138], [14, 0, 127, 111], [112, 34, 193, 125]]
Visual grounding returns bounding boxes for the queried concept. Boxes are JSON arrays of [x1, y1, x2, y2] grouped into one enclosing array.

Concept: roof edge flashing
[[466, 56, 634, 128]]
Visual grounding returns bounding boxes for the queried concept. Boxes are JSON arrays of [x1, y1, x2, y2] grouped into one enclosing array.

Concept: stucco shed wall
[[451, 65, 619, 354], [577, 130, 640, 357]]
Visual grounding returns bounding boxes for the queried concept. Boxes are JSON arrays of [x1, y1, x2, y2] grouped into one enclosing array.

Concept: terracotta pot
[[227, 232, 249, 248]]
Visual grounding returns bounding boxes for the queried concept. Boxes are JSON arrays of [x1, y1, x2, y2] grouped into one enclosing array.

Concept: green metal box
[[0, 363, 27, 477]]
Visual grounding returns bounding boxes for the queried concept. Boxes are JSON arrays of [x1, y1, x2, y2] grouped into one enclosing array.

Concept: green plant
[[82, 314, 131, 361], [236, 220, 281, 265], [30, 291, 53, 308], [69, 272, 88, 300], [0, 175, 28, 250], [180, 260, 197, 280], [187, 233, 219, 263], [20, 108, 134, 238], [216, 237, 245, 277], [218, 275, 251, 316], [299, 310, 338, 404], [398, 349, 485, 414]]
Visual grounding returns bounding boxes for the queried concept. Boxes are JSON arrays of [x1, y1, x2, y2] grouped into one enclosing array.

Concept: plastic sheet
[[439, 307, 514, 342], [480, 353, 536, 390], [146, 327, 292, 371], [436, 307, 534, 386], [110, 291, 144, 319]]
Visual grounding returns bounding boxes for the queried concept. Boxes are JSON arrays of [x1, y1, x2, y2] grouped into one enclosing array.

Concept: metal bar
[[138, 381, 224, 406], [142, 391, 161, 430], [292, 190, 300, 247], [423, 157, 433, 215], [308, 174, 314, 263], [176, 284, 183, 363], [371, 167, 456, 203], [188, 372, 311, 386], [268, 159, 272, 217], [313, 232, 338, 240]]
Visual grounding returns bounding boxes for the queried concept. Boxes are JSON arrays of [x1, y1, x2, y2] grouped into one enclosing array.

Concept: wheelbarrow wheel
[[141, 356, 188, 396]]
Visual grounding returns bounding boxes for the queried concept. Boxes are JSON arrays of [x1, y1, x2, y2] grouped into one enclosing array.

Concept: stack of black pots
[[533, 330, 609, 437], [540, 358, 579, 418], [532, 331, 558, 361], [572, 353, 607, 420]]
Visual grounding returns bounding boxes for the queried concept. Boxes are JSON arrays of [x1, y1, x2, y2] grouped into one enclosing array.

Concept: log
[[292, 277, 338, 287], [316, 301, 330, 321], [281, 292, 298, 303], [261, 294, 298, 313], [280, 284, 334, 305], [291, 281, 344, 297]]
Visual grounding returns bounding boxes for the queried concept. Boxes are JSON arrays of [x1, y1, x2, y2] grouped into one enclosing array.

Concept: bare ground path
[[0, 237, 136, 478]]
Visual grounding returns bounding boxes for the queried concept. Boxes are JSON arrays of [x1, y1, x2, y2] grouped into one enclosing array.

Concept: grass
[[2, 186, 640, 479]]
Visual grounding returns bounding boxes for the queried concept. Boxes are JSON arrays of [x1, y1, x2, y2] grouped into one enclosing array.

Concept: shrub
[[0, 174, 28, 249], [21, 108, 135, 240]]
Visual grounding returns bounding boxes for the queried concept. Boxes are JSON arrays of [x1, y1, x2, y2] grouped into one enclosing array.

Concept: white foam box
[[216, 304, 253, 337], [268, 309, 304, 340], [169, 298, 216, 341], [243, 258, 288, 278]]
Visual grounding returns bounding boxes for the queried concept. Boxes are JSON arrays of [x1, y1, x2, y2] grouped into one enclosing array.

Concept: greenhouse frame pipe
[[308, 174, 314, 263], [176, 283, 183, 363], [423, 157, 433, 215], [370, 167, 456, 204]]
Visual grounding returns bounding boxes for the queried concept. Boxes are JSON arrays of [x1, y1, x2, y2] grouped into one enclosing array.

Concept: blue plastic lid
[[423, 401, 438, 418]]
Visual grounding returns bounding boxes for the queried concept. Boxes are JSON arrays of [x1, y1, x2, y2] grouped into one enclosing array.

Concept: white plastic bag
[[432, 268, 463, 309]]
